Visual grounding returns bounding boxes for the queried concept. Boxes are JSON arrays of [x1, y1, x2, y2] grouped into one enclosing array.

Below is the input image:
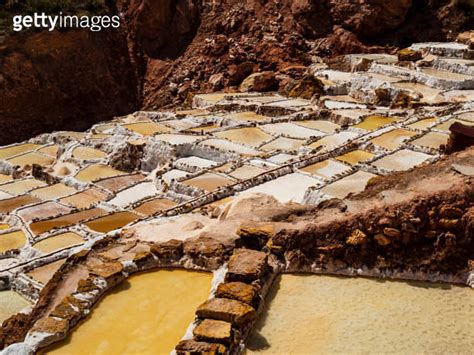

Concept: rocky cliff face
[[0, 28, 140, 145], [0, 0, 471, 143]]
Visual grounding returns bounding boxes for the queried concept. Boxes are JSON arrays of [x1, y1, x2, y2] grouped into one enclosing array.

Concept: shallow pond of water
[[247, 274, 474, 354], [30, 208, 108, 235], [0, 179, 47, 196], [183, 172, 234, 192], [7, 152, 54, 168], [133, 198, 177, 216], [0, 291, 30, 323], [122, 122, 172, 136], [0, 143, 41, 160], [336, 150, 375, 165], [30, 183, 77, 201], [75, 165, 126, 183], [214, 127, 272, 147], [33, 232, 84, 254], [0, 230, 26, 253], [353, 115, 398, 131], [59, 189, 109, 209], [370, 129, 417, 150], [85, 211, 139, 233], [71, 147, 107, 160], [42, 270, 212, 355]]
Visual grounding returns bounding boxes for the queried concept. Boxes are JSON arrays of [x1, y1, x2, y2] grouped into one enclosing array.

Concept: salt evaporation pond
[[0, 290, 30, 323], [43, 270, 212, 355], [247, 274, 474, 354]]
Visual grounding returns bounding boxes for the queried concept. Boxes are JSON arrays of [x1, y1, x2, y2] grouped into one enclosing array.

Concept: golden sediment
[[30, 208, 108, 235], [85, 211, 140, 233], [33, 232, 84, 253], [75, 165, 126, 183], [0, 230, 27, 253], [336, 150, 375, 165], [42, 270, 212, 355], [183, 172, 234, 192], [133, 198, 178, 216]]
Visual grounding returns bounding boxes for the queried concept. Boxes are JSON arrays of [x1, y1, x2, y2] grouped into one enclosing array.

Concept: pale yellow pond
[[353, 115, 398, 131], [43, 270, 212, 355], [33, 232, 84, 253], [247, 274, 474, 355], [0, 291, 30, 323]]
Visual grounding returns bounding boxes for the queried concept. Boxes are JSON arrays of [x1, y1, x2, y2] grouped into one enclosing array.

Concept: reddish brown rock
[[193, 319, 232, 344], [240, 71, 278, 92], [31, 317, 69, 334], [89, 261, 123, 279], [237, 223, 274, 249], [183, 237, 226, 257], [446, 122, 474, 154], [398, 48, 422, 61], [150, 239, 183, 259], [346, 229, 367, 246], [216, 282, 256, 305], [196, 298, 257, 326], [226, 249, 267, 282], [76, 278, 99, 293], [175, 339, 227, 354]]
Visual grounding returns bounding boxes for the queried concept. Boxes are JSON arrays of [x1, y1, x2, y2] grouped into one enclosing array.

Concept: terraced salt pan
[[71, 146, 107, 160], [370, 129, 417, 150], [372, 149, 432, 172], [408, 117, 437, 130], [393, 82, 445, 104], [75, 165, 126, 183], [161, 169, 189, 184], [261, 122, 324, 139], [247, 275, 474, 354], [421, 67, 474, 81], [121, 122, 172, 136], [133, 198, 177, 216], [229, 165, 267, 180], [85, 211, 139, 233], [30, 183, 77, 200], [30, 207, 108, 236], [214, 127, 272, 147], [154, 134, 201, 145], [187, 124, 220, 133], [17, 202, 72, 222], [199, 139, 260, 156], [33, 232, 84, 253], [265, 98, 312, 108], [301, 159, 351, 180], [0, 230, 26, 253], [266, 153, 295, 165], [322, 171, 377, 199], [353, 115, 398, 131], [38, 145, 59, 157], [43, 270, 212, 355], [242, 173, 320, 203], [260, 137, 304, 152], [108, 182, 159, 208], [224, 111, 269, 122], [7, 152, 54, 167], [95, 174, 145, 193], [0, 291, 30, 323], [336, 150, 375, 165], [309, 131, 359, 151], [0, 195, 41, 214], [161, 119, 201, 131], [324, 100, 366, 110], [0, 179, 46, 196], [0, 143, 41, 160], [59, 188, 109, 209], [182, 172, 234, 192], [26, 259, 66, 285], [0, 174, 11, 184], [294, 120, 340, 133], [411, 132, 449, 149], [175, 156, 218, 169]]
